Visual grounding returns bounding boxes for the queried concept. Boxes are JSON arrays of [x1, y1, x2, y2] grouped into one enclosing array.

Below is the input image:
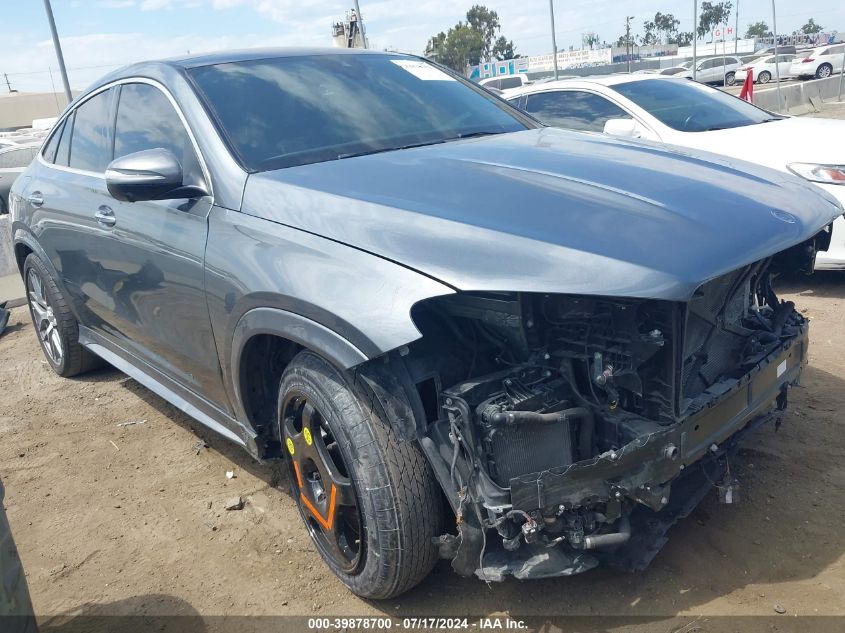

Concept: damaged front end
[[359, 235, 825, 582]]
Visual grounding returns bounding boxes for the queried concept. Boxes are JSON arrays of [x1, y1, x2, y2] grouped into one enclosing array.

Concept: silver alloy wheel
[[26, 269, 63, 365], [819, 65, 832, 78]]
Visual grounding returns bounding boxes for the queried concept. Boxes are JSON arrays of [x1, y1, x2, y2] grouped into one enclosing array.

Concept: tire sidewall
[[725, 72, 735, 86], [758, 71, 771, 84], [277, 354, 406, 598], [23, 255, 72, 376], [817, 64, 832, 78]]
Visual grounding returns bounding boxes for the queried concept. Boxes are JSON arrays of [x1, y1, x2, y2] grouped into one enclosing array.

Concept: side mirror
[[603, 118, 641, 139], [105, 148, 203, 203]]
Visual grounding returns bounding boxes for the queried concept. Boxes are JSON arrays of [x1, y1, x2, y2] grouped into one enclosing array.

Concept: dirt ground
[[1, 272, 844, 627]]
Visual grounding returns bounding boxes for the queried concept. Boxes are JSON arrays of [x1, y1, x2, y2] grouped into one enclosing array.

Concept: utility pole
[[692, 0, 698, 80], [772, 0, 782, 111], [734, 0, 740, 54], [42, 0, 72, 103], [3, 73, 11, 93], [626, 16, 634, 73], [352, 0, 368, 49], [549, 0, 559, 80]]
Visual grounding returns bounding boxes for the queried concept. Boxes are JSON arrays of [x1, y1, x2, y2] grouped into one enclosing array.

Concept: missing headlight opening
[[359, 235, 824, 582]]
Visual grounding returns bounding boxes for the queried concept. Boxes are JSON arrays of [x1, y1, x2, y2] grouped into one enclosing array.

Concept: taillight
[[801, 57, 814, 63]]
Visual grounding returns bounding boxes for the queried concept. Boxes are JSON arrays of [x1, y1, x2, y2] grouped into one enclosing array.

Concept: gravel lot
[[1, 271, 844, 629]]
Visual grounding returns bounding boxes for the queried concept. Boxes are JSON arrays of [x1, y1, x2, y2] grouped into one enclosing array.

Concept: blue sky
[[3, 0, 843, 92]]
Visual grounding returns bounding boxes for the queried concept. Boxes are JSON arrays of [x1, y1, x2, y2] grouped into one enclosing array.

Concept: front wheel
[[816, 63, 833, 79], [758, 71, 771, 84], [277, 351, 444, 599]]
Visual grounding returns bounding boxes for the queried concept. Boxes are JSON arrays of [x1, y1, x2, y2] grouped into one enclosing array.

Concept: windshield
[[613, 78, 779, 132], [189, 54, 530, 171]]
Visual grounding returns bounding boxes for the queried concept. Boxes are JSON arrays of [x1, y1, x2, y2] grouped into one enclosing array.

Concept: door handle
[[27, 192, 44, 207], [95, 205, 116, 227]]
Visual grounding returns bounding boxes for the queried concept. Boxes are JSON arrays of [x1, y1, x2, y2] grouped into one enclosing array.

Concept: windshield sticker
[[391, 59, 455, 81]]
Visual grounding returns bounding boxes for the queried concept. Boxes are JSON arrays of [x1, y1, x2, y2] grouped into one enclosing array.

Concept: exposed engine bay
[[358, 233, 826, 580]]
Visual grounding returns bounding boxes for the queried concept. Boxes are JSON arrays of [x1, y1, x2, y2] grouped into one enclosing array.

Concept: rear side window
[[114, 83, 203, 186], [0, 147, 38, 168], [499, 77, 522, 89], [55, 112, 74, 167], [41, 120, 65, 163], [523, 91, 631, 132], [69, 89, 113, 173]]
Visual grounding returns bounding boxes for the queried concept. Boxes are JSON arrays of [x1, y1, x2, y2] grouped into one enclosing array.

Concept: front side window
[[613, 78, 779, 132], [114, 83, 203, 186], [189, 54, 529, 171], [69, 89, 113, 172], [523, 91, 631, 132]]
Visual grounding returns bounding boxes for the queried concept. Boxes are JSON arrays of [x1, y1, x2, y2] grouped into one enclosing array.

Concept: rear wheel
[[758, 71, 771, 84], [816, 63, 833, 79], [23, 253, 100, 377], [277, 350, 443, 599], [724, 71, 736, 86]]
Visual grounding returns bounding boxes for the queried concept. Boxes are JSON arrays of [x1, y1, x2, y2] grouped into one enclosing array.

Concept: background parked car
[[0, 140, 40, 215], [507, 74, 845, 270], [735, 53, 796, 84], [791, 44, 845, 79], [677, 55, 741, 85], [478, 73, 531, 96], [660, 61, 692, 75]]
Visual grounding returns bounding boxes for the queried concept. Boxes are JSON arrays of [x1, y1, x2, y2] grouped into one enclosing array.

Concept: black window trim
[[36, 77, 213, 201]]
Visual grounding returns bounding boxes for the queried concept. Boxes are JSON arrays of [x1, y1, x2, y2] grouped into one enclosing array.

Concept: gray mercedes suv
[[8, 48, 842, 599]]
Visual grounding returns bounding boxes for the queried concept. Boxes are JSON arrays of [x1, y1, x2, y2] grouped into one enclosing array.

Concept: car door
[[97, 80, 231, 412], [777, 54, 795, 77]]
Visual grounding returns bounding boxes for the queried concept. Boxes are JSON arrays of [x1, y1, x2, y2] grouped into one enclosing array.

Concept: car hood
[[671, 116, 844, 168], [242, 128, 842, 301]]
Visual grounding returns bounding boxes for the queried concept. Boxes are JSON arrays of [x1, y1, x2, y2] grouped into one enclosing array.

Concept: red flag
[[739, 70, 754, 103]]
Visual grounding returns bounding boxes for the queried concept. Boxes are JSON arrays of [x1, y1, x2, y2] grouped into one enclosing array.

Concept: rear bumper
[[509, 325, 808, 513]]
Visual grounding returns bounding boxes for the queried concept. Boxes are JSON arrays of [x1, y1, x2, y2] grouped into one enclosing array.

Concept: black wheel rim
[[282, 391, 364, 574]]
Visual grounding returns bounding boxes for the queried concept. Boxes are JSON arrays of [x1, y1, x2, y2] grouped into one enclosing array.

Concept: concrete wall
[[754, 75, 845, 114], [0, 92, 75, 131]]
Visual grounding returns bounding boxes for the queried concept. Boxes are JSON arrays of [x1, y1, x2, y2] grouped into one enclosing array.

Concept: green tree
[[582, 31, 601, 48], [745, 20, 769, 38], [425, 23, 485, 71], [425, 5, 519, 70], [492, 35, 518, 60], [654, 12, 680, 43], [674, 31, 694, 47], [697, 1, 733, 39], [466, 5, 501, 60], [801, 18, 823, 34], [642, 20, 658, 45]]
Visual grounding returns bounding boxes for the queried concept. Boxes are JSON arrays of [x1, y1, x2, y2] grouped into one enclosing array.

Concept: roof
[[162, 47, 400, 69]]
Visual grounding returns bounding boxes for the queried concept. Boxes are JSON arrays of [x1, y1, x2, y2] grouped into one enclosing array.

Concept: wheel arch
[[230, 307, 371, 447]]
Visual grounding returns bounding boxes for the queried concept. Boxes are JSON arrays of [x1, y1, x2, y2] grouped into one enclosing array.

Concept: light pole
[[625, 16, 634, 73], [734, 0, 740, 54], [692, 0, 698, 81], [549, 0, 559, 80], [42, 0, 72, 103], [352, 0, 367, 49], [772, 0, 782, 111]]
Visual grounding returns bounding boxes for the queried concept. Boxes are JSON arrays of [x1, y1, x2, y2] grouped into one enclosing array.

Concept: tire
[[23, 253, 100, 377], [758, 71, 771, 84], [724, 72, 736, 86], [816, 63, 833, 79], [277, 350, 443, 599]]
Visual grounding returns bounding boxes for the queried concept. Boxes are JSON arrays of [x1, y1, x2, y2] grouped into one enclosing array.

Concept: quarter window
[[55, 112, 74, 167], [40, 120, 65, 163], [523, 91, 631, 132], [68, 89, 113, 172], [114, 83, 203, 186]]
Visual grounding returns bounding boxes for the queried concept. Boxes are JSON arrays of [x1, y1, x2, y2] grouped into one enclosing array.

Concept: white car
[[677, 55, 742, 86], [478, 74, 531, 97], [790, 43, 845, 79], [508, 75, 845, 269], [735, 54, 796, 84]]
